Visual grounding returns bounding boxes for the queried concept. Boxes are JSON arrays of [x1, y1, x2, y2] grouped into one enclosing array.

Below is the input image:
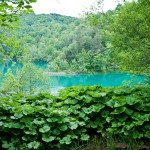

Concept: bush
[[0, 86, 150, 149]]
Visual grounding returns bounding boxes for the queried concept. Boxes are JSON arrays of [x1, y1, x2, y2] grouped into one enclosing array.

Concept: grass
[[71, 136, 150, 150]]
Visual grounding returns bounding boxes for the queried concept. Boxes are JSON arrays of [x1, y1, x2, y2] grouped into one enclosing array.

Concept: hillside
[[16, 13, 115, 73]]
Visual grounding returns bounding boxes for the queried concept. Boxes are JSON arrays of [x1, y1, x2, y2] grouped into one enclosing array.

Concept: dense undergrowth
[[0, 85, 150, 149]]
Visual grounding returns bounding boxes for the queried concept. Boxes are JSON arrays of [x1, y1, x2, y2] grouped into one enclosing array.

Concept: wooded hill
[[1, 0, 149, 75], [15, 13, 116, 73]]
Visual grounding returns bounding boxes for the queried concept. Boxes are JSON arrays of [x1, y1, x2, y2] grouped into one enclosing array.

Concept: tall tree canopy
[[88, 0, 150, 75], [0, 0, 37, 61]]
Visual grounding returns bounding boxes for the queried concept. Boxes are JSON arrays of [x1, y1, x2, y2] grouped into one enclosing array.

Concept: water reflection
[[50, 73, 144, 89], [0, 62, 145, 92]]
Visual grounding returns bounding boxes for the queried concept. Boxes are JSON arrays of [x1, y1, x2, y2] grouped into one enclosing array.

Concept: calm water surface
[[0, 62, 145, 92], [50, 73, 144, 92]]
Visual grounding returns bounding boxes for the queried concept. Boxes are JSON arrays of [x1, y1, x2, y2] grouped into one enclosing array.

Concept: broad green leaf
[[114, 100, 126, 107], [23, 105, 34, 115], [101, 110, 110, 117], [78, 121, 86, 126], [114, 88, 125, 94], [39, 125, 50, 133], [0, 116, 7, 120], [100, 92, 107, 97], [118, 114, 128, 122], [111, 107, 126, 114], [133, 130, 143, 139], [22, 136, 30, 141], [28, 141, 40, 149], [79, 112, 86, 118], [2, 141, 10, 148], [87, 86, 97, 90], [8, 122, 22, 129], [111, 121, 125, 127], [74, 104, 81, 109], [81, 134, 90, 141], [53, 129, 60, 135], [68, 92, 78, 97], [106, 99, 115, 108], [71, 134, 78, 139], [106, 117, 113, 123], [69, 99, 78, 105], [125, 108, 133, 115], [90, 122, 98, 128], [46, 118, 52, 122], [94, 103, 105, 111], [87, 91, 102, 98], [126, 95, 139, 105], [53, 102, 63, 107], [59, 135, 72, 144], [42, 135, 55, 142], [14, 113, 23, 118], [106, 127, 116, 133], [69, 122, 78, 130], [33, 119, 45, 125], [0, 121, 3, 126], [125, 123, 135, 130], [132, 113, 150, 122], [59, 124, 68, 131], [82, 107, 91, 114], [134, 102, 144, 111], [25, 130, 37, 135], [80, 95, 92, 103]]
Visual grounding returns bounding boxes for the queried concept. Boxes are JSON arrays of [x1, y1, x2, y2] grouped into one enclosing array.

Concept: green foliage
[[0, 63, 50, 94], [0, 0, 37, 27], [1, 12, 117, 73], [0, 85, 150, 149], [8, 13, 116, 73], [0, 30, 28, 62], [0, 0, 37, 62], [87, 0, 150, 75], [110, 1, 150, 74]]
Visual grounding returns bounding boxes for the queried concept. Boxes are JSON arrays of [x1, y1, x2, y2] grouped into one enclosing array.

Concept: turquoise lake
[[49, 73, 144, 92], [0, 62, 145, 92]]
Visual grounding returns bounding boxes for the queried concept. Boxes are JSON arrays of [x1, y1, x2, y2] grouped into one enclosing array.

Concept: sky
[[31, 0, 118, 18]]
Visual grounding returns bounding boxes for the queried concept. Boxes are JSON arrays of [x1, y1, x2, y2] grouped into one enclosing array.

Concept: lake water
[[0, 62, 145, 92], [49, 73, 145, 92]]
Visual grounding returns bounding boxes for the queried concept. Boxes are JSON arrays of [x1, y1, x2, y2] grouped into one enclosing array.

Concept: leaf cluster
[[0, 85, 150, 149], [0, 0, 37, 27], [87, 0, 150, 74]]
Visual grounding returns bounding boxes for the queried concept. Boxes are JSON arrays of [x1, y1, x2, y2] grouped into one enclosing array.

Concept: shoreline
[[43, 71, 77, 75], [43, 72, 66, 75], [43, 71, 125, 76]]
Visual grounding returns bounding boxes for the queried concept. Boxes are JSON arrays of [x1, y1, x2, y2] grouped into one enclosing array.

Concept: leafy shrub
[[0, 86, 150, 149]]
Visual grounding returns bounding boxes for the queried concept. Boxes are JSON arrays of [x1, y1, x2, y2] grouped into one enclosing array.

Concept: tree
[[0, 30, 28, 62], [87, 0, 150, 75], [0, 0, 37, 27], [1, 63, 50, 94], [109, 0, 150, 74], [0, 0, 37, 61]]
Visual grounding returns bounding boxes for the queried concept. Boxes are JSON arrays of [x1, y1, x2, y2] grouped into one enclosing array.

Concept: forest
[[0, 0, 150, 149], [1, 13, 116, 73], [1, 1, 149, 75]]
